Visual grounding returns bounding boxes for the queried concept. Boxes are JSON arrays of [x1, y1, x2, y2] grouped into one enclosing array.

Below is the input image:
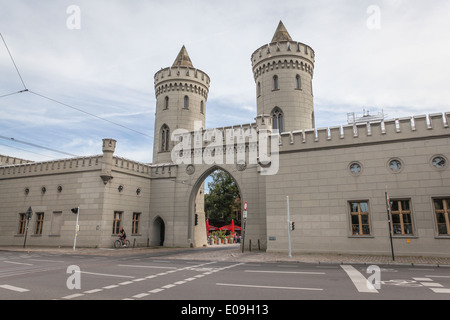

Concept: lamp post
[[71, 207, 80, 250], [23, 206, 33, 248]]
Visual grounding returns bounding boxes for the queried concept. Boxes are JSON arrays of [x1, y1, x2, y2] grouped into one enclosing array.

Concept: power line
[[0, 135, 79, 158], [0, 33, 27, 90], [1, 33, 154, 140], [0, 89, 28, 99], [27, 90, 153, 139]]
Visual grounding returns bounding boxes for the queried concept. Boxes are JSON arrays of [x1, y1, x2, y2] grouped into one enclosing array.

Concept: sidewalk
[[1, 244, 450, 266]]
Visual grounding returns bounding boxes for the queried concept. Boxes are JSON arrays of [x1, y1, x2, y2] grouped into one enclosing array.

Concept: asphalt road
[[0, 247, 449, 307]]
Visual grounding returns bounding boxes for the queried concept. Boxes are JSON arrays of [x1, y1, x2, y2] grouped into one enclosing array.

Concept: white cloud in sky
[[1, 0, 450, 163]]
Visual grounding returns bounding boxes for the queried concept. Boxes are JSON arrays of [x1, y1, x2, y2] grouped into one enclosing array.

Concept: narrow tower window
[[200, 101, 204, 114], [273, 75, 279, 90], [184, 95, 189, 109], [257, 82, 261, 96], [295, 75, 302, 90], [161, 124, 170, 152], [271, 107, 284, 132], [164, 96, 169, 109]]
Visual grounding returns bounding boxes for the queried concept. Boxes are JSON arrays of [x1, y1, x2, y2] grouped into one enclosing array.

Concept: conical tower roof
[[172, 45, 194, 68], [271, 21, 293, 42]]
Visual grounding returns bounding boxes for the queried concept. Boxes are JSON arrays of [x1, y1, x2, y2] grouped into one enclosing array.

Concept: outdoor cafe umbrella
[[206, 220, 219, 232], [220, 220, 241, 231]]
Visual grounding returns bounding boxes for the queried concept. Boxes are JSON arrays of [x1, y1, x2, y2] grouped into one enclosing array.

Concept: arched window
[[295, 75, 302, 90], [184, 95, 189, 109], [200, 101, 204, 114], [273, 75, 279, 90], [257, 82, 261, 96], [161, 124, 170, 152], [164, 96, 169, 109], [271, 107, 284, 132]]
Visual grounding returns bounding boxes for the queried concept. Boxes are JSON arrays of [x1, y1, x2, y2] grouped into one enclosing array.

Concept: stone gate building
[[1, 22, 449, 257]]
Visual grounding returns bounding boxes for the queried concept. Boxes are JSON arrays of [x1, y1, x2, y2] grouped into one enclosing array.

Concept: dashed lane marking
[[0, 284, 30, 293]]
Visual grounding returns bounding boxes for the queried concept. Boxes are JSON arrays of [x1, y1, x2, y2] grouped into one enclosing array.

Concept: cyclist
[[119, 227, 127, 246]]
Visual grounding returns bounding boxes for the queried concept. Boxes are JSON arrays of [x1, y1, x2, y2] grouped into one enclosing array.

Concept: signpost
[[23, 206, 33, 248], [385, 191, 395, 261], [241, 202, 248, 253], [287, 196, 292, 258], [71, 207, 80, 251]]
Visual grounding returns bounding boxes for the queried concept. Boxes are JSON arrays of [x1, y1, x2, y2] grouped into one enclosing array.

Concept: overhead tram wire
[[0, 33, 27, 90], [27, 90, 153, 139], [0, 32, 154, 140], [0, 135, 80, 158]]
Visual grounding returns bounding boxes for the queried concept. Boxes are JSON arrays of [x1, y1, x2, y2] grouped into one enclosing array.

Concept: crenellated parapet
[[251, 40, 315, 80], [154, 66, 210, 100], [0, 155, 33, 166], [0, 155, 103, 179], [276, 112, 450, 152]]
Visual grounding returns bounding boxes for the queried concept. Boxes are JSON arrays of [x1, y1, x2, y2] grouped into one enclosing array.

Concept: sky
[[1, 0, 450, 163]]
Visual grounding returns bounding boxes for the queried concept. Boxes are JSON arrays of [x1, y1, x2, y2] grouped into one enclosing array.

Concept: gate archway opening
[[189, 166, 242, 248]]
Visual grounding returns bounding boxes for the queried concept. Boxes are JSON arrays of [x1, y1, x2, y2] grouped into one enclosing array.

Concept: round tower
[[153, 46, 210, 163], [251, 21, 315, 132]]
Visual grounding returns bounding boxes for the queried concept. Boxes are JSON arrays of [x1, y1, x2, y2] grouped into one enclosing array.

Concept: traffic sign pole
[[241, 202, 248, 253], [287, 196, 292, 258], [72, 207, 80, 251]]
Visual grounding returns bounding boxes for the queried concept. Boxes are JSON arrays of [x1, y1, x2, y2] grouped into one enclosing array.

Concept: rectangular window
[[433, 198, 450, 236], [35, 212, 44, 235], [349, 201, 371, 236], [390, 199, 414, 235], [112, 211, 122, 235], [132, 212, 141, 234], [18, 213, 26, 235]]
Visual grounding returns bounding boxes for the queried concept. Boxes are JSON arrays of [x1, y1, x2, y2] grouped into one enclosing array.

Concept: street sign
[[243, 202, 248, 211]]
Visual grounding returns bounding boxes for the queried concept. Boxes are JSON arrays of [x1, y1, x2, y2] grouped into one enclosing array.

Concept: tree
[[204, 170, 240, 224]]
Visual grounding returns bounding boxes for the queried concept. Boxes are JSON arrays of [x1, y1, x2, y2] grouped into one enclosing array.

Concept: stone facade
[[0, 21, 449, 257]]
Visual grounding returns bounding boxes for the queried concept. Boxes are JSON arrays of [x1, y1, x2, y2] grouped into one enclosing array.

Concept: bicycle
[[114, 238, 130, 248]]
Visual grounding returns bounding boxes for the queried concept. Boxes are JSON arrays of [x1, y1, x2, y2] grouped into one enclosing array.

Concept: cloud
[[1, 0, 449, 163]]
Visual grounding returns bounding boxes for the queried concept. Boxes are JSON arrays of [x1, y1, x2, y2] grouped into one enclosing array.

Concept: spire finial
[[271, 20, 292, 43], [172, 45, 194, 68]]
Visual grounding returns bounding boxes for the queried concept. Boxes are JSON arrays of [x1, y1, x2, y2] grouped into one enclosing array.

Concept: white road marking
[[117, 264, 177, 269], [340, 265, 378, 293], [430, 288, 450, 294], [0, 284, 30, 292], [62, 293, 84, 299], [3, 261, 33, 266], [79, 271, 134, 279], [216, 283, 323, 291], [245, 270, 325, 275]]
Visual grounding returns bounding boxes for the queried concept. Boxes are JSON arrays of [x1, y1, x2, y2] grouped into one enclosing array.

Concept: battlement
[[0, 154, 155, 180], [0, 155, 33, 166], [251, 41, 315, 80], [154, 66, 210, 100], [277, 112, 450, 152]]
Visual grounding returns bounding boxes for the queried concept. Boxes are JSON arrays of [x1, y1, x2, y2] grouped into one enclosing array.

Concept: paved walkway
[[1, 244, 450, 266]]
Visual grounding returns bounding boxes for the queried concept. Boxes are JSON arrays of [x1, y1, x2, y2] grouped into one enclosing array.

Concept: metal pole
[[23, 207, 33, 248], [385, 192, 395, 261], [23, 218, 30, 248], [241, 218, 246, 253], [73, 207, 80, 251], [287, 196, 292, 258]]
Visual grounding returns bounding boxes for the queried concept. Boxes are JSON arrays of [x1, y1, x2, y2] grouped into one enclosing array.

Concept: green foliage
[[204, 170, 240, 224]]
